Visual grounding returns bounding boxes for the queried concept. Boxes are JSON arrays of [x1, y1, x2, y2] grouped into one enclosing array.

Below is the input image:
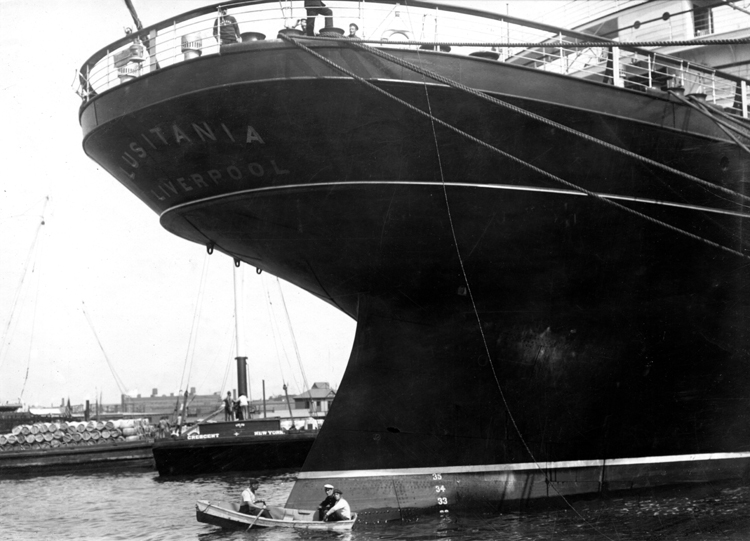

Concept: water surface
[[2, 471, 749, 540]]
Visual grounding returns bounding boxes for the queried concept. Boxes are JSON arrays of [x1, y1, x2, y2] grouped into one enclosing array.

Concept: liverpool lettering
[[149, 160, 290, 201]]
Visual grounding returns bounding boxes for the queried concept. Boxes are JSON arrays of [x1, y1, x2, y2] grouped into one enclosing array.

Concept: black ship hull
[[80, 38, 750, 519], [152, 433, 315, 476]]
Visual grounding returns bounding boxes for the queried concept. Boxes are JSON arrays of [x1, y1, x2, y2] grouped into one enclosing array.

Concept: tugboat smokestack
[[235, 356, 248, 399]]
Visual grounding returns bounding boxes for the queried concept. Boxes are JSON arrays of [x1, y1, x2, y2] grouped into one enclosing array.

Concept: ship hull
[[80, 40, 750, 520], [152, 433, 315, 476], [289, 453, 750, 522]]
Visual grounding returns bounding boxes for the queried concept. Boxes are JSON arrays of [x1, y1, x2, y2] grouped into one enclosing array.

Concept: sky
[[0, 0, 356, 408], [0, 0, 589, 409]]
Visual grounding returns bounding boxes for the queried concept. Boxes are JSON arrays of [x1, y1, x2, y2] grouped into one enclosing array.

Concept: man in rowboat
[[317, 484, 336, 520], [323, 489, 351, 522], [239, 479, 264, 514]]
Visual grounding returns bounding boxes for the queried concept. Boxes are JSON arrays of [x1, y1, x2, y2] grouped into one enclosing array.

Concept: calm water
[[2, 470, 750, 540]]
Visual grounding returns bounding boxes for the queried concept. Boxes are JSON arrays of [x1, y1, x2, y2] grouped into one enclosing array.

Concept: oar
[[246, 503, 266, 531]]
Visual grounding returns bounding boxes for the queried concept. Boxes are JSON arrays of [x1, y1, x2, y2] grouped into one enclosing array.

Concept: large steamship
[[78, 0, 750, 522]]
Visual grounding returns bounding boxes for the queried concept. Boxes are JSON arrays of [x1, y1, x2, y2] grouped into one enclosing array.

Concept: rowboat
[[195, 500, 357, 531]]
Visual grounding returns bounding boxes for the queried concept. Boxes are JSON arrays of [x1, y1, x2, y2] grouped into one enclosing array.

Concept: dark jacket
[[318, 495, 336, 513]]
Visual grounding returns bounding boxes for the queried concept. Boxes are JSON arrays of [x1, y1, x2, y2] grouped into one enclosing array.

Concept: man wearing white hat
[[317, 483, 336, 520], [324, 489, 351, 522]]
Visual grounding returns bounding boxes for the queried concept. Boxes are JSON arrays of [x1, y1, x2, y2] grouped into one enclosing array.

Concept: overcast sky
[[0, 0, 585, 408], [0, 0, 358, 407]]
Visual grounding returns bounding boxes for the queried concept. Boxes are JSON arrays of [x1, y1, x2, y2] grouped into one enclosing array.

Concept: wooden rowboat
[[195, 500, 357, 531]]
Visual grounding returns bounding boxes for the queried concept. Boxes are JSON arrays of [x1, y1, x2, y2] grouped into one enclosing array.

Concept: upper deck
[[76, 0, 749, 121]]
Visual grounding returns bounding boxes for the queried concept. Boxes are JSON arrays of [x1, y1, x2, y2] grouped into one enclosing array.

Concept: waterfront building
[[121, 388, 221, 419]]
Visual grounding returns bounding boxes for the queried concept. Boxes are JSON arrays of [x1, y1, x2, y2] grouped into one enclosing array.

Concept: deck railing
[[76, 0, 748, 118]]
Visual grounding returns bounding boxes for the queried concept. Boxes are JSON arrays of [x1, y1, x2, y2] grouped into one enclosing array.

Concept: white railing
[[76, 0, 749, 117]]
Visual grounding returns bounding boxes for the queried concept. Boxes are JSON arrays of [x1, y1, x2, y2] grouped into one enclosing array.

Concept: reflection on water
[[1, 470, 749, 540]]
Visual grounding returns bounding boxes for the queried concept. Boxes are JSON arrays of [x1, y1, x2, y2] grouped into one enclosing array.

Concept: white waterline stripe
[[160, 180, 750, 220], [297, 451, 750, 480]]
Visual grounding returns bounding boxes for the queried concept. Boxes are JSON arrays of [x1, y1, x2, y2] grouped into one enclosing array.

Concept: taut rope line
[[278, 34, 750, 260], [341, 38, 750, 206], [299, 37, 750, 48]]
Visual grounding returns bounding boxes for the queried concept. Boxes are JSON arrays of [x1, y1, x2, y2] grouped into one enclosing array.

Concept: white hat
[[323, 484, 334, 489]]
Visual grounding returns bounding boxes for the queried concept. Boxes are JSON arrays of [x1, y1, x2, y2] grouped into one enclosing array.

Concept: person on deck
[[324, 489, 351, 522], [157, 417, 168, 438], [239, 479, 264, 514], [214, 7, 241, 45], [317, 484, 336, 520], [238, 393, 249, 420], [223, 392, 234, 421], [304, 0, 334, 36], [347, 23, 359, 38]]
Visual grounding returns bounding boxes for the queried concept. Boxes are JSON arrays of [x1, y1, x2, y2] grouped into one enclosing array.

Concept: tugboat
[[152, 415, 317, 476], [152, 358, 317, 476], [152, 265, 319, 477], [78, 0, 749, 521]]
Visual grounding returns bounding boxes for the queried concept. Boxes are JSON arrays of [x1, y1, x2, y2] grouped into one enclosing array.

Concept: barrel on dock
[[0, 418, 155, 452]]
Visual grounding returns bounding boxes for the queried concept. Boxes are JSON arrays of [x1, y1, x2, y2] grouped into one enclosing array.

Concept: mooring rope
[[280, 33, 748, 539], [323, 25, 620, 535], [406, 25, 616, 539], [279, 34, 749, 260], [667, 90, 750, 156], [281, 33, 741, 540], [300, 36, 750, 49], [340, 38, 750, 207], [280, 28, 748, 541]]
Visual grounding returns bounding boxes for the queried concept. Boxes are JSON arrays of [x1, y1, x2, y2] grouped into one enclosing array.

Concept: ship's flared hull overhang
[[80, 39, 750, 519]]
